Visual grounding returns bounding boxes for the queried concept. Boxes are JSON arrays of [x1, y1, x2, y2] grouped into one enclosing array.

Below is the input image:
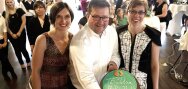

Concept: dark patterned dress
[[40, 33, 72, 89]]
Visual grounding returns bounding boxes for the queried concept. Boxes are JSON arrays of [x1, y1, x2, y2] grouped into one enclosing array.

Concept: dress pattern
[[119, 30, 150, 89], [118, 25, 161, 89], [40, 33, 72, 89]]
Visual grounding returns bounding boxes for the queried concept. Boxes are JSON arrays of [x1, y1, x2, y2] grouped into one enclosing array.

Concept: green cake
[[102, 70, 137, 89]]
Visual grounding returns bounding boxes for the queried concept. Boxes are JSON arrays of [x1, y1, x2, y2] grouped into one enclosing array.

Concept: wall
[[0, 0, 5, 13]]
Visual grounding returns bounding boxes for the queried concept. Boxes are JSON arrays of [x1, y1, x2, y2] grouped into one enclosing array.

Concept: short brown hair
[[49, 2, 74, 25], [33, 1, 46, 10], [127, 0, 148, 14], [87, 0, 110, 15]]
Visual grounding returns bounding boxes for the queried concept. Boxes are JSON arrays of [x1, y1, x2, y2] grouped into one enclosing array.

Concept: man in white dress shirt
[[69, 0, 120, 89]]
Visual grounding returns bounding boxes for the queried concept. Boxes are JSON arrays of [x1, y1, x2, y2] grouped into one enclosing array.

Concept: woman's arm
[[2, 32, 7, 47], [151, 42, 160, 89], [1, 18, 8, 48], [31, 35, 46, 89], [16, 14, 26, 37], [0, 16, 7, 49], [157, 4, 168, 18]]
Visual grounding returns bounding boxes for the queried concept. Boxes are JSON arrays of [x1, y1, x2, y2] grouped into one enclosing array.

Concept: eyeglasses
[[90, 15, 109, 21], [128, 10, 146, 15]]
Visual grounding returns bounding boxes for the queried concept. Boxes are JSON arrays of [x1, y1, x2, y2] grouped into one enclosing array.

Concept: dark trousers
[[8, 30, 30, 65], [0, 39, 16, 78]]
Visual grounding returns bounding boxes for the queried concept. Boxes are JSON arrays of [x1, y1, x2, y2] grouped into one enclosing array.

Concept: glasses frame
[[90, 14, 109, 21], [128, 10, 146, 15]]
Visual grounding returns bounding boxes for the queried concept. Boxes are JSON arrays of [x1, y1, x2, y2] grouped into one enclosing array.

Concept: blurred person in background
[[153, 0, 168, 29], [3, 0, 31, 69], [0, 14, 17, 81], [27, 1, 50, 52]]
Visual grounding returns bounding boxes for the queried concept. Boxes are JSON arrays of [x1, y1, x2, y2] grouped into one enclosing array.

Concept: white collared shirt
[[69, 23, 120, 89]]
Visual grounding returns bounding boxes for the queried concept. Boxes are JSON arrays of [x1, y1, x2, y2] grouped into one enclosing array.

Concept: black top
[[78, 16, 87, 26], [23, 1, 34, 10], [2, 8, 25, 33], [153, 2, 168, 22], [27, 15, 50, 45]]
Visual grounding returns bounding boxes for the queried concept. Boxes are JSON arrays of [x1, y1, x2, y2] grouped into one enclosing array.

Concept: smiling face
[[54, 8, 72, 31], [88, 7, 110, 35], [5, 0, 15, 9], [127, 5, 146, 26]]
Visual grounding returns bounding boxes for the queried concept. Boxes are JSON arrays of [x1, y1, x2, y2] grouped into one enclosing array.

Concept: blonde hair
[[4, 0, 16, 28]]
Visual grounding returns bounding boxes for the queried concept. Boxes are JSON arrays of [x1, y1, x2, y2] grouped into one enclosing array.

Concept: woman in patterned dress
[[31, 2, 74, 89], [117, 0, 161, 89]]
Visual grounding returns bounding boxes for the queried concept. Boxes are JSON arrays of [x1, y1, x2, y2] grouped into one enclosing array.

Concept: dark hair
[[116, 8, 123, 14], [87, 0, 110, 14], [33, 1, 46, 10], [127, 0, 148, 14], [50, 2, 74, 25]]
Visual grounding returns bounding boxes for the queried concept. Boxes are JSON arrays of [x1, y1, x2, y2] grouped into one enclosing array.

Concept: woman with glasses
[[31, 2, 75, 89], [117, 0, 161, 89]]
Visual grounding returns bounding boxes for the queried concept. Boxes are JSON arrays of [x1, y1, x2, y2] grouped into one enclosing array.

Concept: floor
[[158, 30, 188, 89]]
